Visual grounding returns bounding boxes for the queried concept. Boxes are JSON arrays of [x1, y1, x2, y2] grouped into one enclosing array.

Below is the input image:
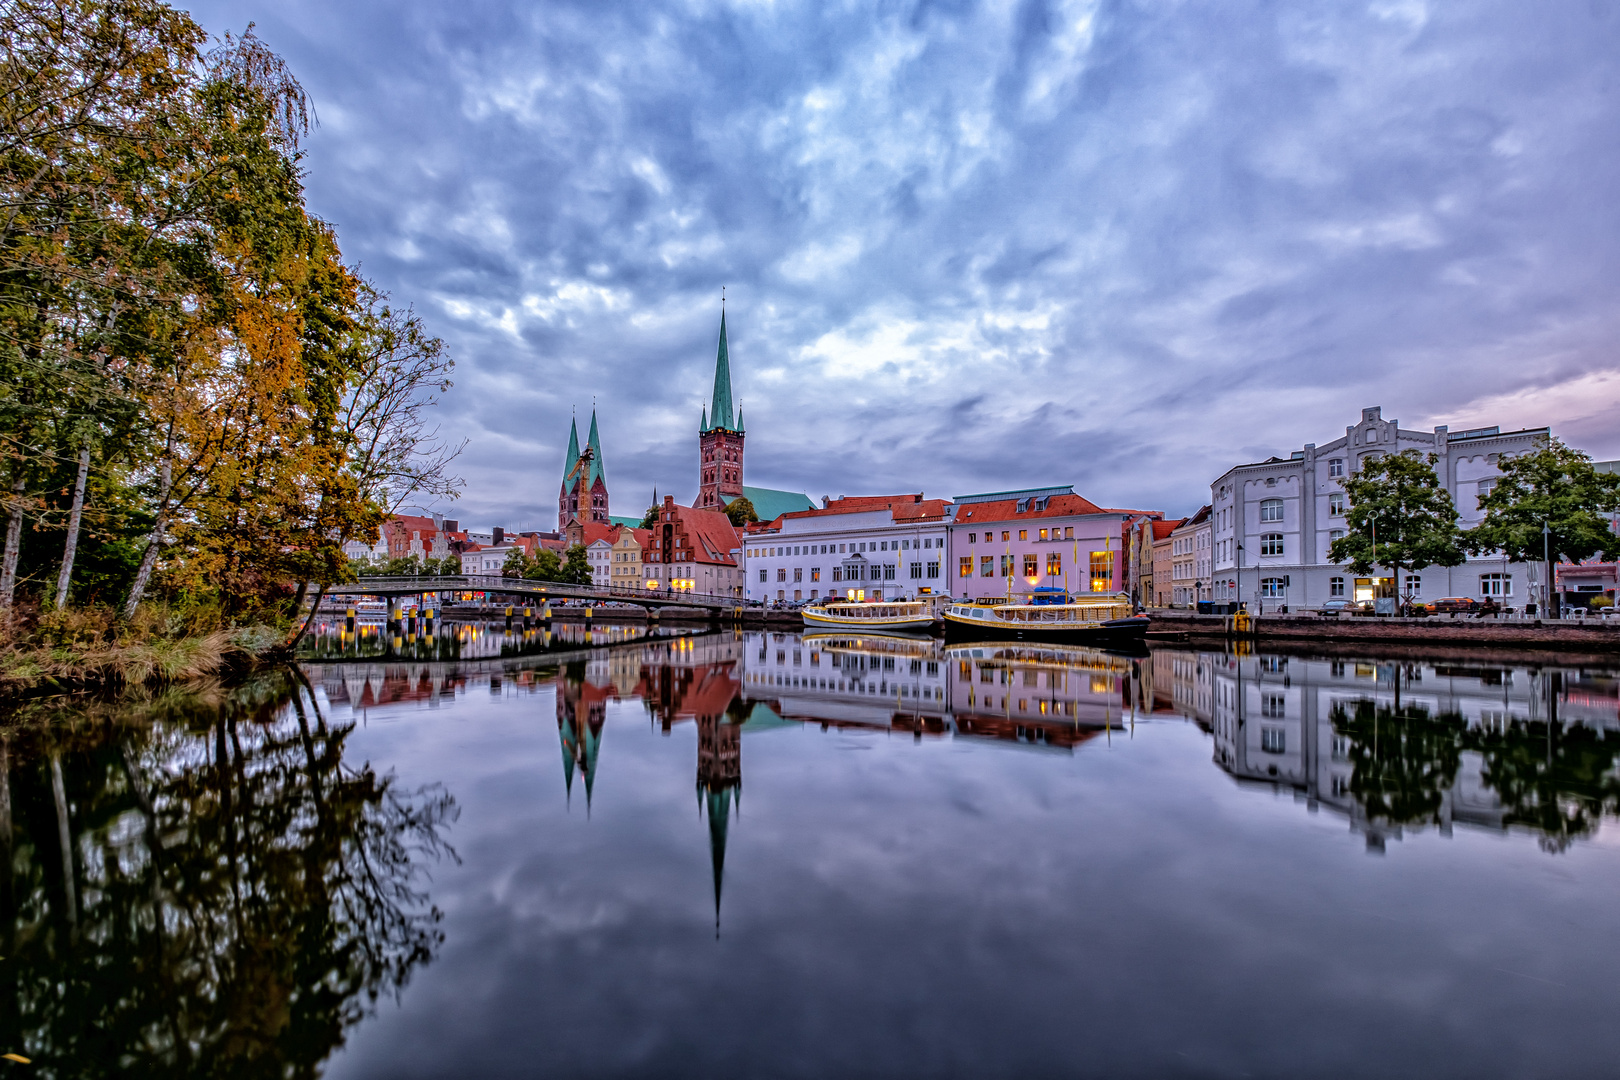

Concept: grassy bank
[[0, 603, 287, 695]]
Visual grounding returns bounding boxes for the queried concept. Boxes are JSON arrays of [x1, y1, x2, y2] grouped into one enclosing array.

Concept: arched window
[[1259, 498, 1284, 522], [1260, 533, 1284, 556]]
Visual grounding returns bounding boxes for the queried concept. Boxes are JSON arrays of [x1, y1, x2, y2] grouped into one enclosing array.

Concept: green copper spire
[[563, 416, 581, 479], [710, 309, 734, 431], [700, 405, 708, 433], [586, 408, 605, 488]]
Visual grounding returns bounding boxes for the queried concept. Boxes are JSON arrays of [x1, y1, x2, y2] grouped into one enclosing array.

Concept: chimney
[[492, 527, 504, 546], [444, 519, 459, 533]]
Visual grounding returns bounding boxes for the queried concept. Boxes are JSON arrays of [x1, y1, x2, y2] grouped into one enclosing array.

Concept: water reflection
[[0, 673, 456, 1076], [1185, 653, 1620, 851], [300, 617, 667, 662]]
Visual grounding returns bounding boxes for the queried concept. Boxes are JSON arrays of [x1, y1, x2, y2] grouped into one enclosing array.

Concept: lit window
[[1260, 533, 1284, 557], [1064, 527, 1074, 539], [1023, 554, 1037, 577], [1001, 531, 1009, 542], [811, 568, 820, 581], [959, 557, 972, 578], [1260, 498, 1283, 522], [1089, 552, 1113, 591], [1046, 552, 1062, 576], [1039, 529, 1048, 540]]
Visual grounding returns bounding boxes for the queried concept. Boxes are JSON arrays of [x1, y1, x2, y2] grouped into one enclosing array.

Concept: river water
[[4, 625, 1619, 1078]]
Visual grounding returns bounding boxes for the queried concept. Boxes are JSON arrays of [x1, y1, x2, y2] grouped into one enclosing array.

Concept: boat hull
[[942, 612, 1150, 643], [801, 610, 938, 633]]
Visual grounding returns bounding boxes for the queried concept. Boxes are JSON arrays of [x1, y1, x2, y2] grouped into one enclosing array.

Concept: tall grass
[[0, 601, 280, 695]]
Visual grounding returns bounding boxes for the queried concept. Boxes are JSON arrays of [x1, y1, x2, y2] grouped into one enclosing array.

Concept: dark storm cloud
[[184, 0, 1620, 525]]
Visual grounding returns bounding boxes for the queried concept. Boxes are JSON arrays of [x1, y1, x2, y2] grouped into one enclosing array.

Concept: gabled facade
[[945, 487, 1154, 602], [1210, 406, 1550, 610], [645, 495, 744, 595], [1170, 505, 1212, 607], [610, 527, 649, 590]]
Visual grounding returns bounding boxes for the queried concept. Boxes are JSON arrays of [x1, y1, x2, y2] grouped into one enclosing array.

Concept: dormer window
[[1016, 498, 1030, 513], [1034, 496, 1049, 511]]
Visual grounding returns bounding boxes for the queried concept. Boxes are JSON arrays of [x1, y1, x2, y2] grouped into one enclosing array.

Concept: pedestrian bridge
[[325, 575, 758, 614]]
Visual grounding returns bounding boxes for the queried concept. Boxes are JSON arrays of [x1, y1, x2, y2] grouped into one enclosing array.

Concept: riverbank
[[1149, 610, 1620, 652], [0, 606, 287, 696]]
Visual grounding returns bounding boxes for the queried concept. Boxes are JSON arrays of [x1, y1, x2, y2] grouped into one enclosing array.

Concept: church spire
[[586, 408, 605, 487], [710, 308, 734, 431], [563, 415, 581, 477]]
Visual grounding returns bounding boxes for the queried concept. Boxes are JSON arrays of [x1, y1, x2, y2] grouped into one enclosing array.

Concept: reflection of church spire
[[696, 709, 743, 935], [557, 663, 605, 813]]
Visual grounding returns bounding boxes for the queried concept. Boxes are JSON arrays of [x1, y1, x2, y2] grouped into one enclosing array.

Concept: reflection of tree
[[1473, 720, 1620, 853], [0, 670, 456, 1077], [1331, 700, 1466, 828], [1329, 693, 1620, 853]]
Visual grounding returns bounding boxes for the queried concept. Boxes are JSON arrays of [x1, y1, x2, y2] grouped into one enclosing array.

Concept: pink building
[[945, 486, 1160, 602]]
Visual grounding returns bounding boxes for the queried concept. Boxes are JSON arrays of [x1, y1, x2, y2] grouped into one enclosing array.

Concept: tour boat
[[801, 599, 943, 634], [942, 593, 1149, 642]]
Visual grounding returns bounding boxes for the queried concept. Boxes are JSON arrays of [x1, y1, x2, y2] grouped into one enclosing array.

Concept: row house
[[645, 495, 745, 596], [383, 514, 465, 561], [1210, 406, 1549, 610], [741, 495, 952, 603], [1151, 519, 1179, 608], [1169, 505, 1212, 608], [945, 487, 1156, 602]]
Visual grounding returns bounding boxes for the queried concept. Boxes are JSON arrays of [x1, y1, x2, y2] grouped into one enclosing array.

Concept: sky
[[182, 0, 1620, 531]]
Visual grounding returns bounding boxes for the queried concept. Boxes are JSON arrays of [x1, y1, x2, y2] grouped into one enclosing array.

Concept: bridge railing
[[335, 575, 762, 608]]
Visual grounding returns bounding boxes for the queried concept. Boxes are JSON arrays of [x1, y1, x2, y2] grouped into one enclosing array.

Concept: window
[[1019, 530, 1028, 541], [793, 568, 802, 582], [759, 569, 767, 583], [1039, 528, 1048, 540], [1477, 478, 1496, 510], [1329, 528, 1345, 543], [1481, 572, 1512, 597], [1260, 498, 1283, 522], [1330, 576, 1345, 597], [968, 533, 976, 544], [832, 567, 843, 582], [1261, 727, 1286, 753], [1001, 531, 1010, 542], [885, 565, 896, 580], [777, 568, 787, 582], [1261, 576, 1286, 597], [1260, 533, 1284, 557], [960, 557, 972, 578], [1089, 552, 1112, 591], [811, 568, 820, 582], [1261, 693, 1286, 718], [1406, 575, 1421, 597], [1001, 554, 1014, 576], [1328, 493, 1345, 516], [1023, 554, 1038, 577], [924, 538, 933, 549], [1047, 552, 1062, 576], [1328, 458, 1344, 477], [1064, 527, 1073, 539], [927, 562, 939, 578], [981, 556, 995, 577]]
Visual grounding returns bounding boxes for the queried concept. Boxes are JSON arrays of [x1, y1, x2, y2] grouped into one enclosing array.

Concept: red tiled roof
[[951, 492, 1106, 524], [681, 506, 742, 565], [774, 494, 951, 528], [1151, 519, 1181, 540]]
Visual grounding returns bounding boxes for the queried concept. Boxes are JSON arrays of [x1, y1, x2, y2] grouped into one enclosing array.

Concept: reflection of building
[[1202, 650, 1620, 850], [557, 661, 609, 809]]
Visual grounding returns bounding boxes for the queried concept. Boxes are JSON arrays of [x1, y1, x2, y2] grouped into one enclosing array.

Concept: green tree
[[530, 547, 563, 581], [560, 544, 592, 585], [501, 547, 529, 578], [638, 505, 659, 529], [1327, 450, 1465, 611], [723, 496, 758, 527], [1468, 438, 1620, 617]]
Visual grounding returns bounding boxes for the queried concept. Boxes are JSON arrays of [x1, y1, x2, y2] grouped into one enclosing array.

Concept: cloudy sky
[[185, 0, 1620, 529]]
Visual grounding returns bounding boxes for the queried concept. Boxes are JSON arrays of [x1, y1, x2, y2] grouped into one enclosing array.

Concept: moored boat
[[801, 598, 944, 633], [942, 593, 1148, 642]]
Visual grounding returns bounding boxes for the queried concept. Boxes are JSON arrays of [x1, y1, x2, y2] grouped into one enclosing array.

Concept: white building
[[1210, 406, 1548, 611], [586, 537, 614, 587], [460, 543, 522, 575], [741, 495, 953, 604]]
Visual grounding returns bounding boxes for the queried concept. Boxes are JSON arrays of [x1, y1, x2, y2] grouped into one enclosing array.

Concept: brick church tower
[[559, 409, 611, 532], [697, 309, 745, 511]]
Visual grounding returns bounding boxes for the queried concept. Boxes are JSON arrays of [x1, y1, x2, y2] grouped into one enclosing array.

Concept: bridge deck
[[326, 576, 757, 612]]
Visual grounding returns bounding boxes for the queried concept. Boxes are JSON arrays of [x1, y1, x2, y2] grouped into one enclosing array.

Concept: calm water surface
[[5, 626, 1620, 1078]]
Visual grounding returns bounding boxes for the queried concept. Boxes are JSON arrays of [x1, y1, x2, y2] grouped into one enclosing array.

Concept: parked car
[[1316, 599, 1368, 616], [1430, 596, 1479, 614]]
